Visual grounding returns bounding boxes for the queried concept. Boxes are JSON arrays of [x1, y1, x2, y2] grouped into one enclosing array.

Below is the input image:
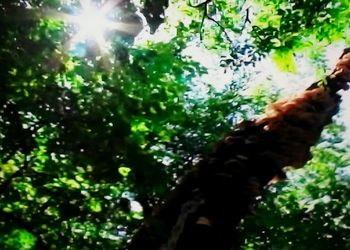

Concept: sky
[[183, 41, 350, 143], [70, 0, 350, 143]]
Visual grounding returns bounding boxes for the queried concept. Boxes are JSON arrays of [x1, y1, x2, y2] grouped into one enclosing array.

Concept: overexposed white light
[[76, 6, 109, 39], [54, 0, 144, 55], [69, 0, 117, 52]]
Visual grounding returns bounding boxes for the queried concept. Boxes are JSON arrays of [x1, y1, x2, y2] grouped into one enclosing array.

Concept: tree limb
[[128, 49, 350, 250], [240, 7, 251, 33]]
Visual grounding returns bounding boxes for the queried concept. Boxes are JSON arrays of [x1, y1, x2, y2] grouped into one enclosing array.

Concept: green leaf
[[272, 50, 297, 73], [131, 120, 150, 133], [119, 166, 132, 177], [89, 199, 102, 213]]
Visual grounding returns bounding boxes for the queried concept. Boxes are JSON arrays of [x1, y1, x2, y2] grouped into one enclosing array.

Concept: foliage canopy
[[0, 0, 350, 249]]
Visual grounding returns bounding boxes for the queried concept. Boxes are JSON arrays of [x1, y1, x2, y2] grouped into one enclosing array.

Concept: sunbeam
[[17, 0, 143, 56], [67, 0, 119, 53]]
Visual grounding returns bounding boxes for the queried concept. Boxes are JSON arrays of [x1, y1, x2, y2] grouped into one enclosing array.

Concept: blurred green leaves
[[240, 124, 350, 249], [1, 0, 350, 249], [2, 229, 36, 250], [251, 0, 350, 53]]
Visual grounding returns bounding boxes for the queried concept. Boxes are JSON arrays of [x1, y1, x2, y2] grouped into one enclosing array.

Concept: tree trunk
[[128, 49, 350, 250]]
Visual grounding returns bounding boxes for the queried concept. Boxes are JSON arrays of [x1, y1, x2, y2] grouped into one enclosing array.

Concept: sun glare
[[43, 0, 142, 56], [76, 6, 109, 39], [68, 0, 119, 53]]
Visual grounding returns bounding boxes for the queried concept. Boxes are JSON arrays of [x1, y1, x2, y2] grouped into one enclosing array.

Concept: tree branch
[[240, 7, 251, 33], [128, 49, 350, 250], [206, 14, 233, 44], [196, 2, 233, 44], [199, 4, 207, 41]]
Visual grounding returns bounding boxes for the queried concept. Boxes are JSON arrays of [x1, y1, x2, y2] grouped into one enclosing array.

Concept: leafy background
[[0, 0, 350, 249]]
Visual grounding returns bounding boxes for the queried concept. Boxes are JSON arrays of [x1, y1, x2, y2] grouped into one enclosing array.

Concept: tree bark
[[128, 49, 350, 250]]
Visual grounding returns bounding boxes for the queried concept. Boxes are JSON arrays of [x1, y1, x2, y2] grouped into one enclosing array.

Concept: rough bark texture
[[128, 50, 350, 250]]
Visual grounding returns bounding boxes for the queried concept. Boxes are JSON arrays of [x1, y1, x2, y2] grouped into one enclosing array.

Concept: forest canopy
[[1, 0, 350, 249]]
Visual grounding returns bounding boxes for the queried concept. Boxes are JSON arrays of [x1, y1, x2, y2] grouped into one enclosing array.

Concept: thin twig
[[206, 14, 233, 44], [205, 0, 233, 44], [240, 7, 251, 34], [199, 4, 207, 41]]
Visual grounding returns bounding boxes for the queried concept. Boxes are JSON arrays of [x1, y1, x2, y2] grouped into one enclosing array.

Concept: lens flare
[[30, 0, 142, 58], [69, 0, 116, 53], [76, 6, 109, 39]]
